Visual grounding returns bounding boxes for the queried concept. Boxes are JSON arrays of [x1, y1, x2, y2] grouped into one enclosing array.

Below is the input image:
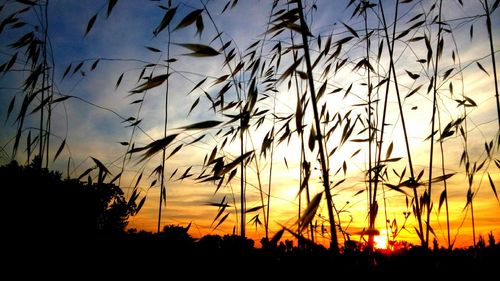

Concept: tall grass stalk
[[157, 25, 172, 233], [426, 0, 444, 249], [297, 0, 338, 253], [378, 0, 424, 246], [363, 1, 376, 249], [202, 2, 247, 237], [288, 18, 315, 243], [484, 0, 500, 130]]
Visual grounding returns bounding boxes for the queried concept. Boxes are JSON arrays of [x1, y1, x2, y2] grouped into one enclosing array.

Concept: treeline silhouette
[[2, 160, 498, 278]]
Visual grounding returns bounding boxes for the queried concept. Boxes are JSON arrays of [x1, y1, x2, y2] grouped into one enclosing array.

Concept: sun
[[374, 235, 388, 249]]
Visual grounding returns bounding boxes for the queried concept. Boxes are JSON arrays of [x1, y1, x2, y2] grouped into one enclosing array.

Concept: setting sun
[[374, 235, 388, 250]]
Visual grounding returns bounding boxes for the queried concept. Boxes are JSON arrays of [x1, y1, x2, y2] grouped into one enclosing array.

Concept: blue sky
[[1, 0, 499, 248]]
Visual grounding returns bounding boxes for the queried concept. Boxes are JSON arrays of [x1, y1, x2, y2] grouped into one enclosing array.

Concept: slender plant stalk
[[43, 0, 52, 169], [426, 0, 444, 249], [461, 89, 474, 247], [37, 1, 48, 169], [484, 0, 500, 130], [158, 25, 172, 233], [471, 194, 476, 247], [379, 0, 424, 246], [240, 121, 246, 238], [248, 137, 267, 238], [436, 109, 451, 249], [289, 24, 314, 243], [266, 111, 275, 240], [363, 2, 376, 249], [372, 3, 395, 250], [202, 2, 247, 238], [257, 3, 277, 240], [296, 0, 338, 253]]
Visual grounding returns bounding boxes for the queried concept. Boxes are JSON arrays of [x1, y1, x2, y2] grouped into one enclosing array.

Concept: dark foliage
[[1, 158, 135, 242]]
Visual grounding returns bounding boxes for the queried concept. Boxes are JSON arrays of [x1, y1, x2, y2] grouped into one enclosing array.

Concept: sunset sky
[[1, 0, 499, 249]]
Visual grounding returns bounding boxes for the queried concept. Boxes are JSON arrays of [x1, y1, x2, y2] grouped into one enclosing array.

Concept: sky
[[1, 0, 499, 249]]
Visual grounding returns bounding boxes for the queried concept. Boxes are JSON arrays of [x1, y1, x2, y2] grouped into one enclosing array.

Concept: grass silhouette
[[0, 0, 499, 262]]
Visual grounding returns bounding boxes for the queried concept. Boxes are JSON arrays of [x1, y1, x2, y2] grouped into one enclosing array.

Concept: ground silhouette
[[1, 161, 498, 278]]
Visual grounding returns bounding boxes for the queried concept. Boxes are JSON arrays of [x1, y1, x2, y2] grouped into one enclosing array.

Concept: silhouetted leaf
[[72, 62, 84, 75], [210, 198, 228, 226], [270, 228, 284, 246], [385, 183, 407, 195], [488, 173, 499, 204], [425, 35, 432, 66], [188, 97, 200, 116], [218, 150, 254, 176], [214, 213, 229, 230], [78, 168, 94, 180], [317, 80, 327, 101], [188, 134, 205, 145], [91, 59, 99, 71], [405, 84, 423, 98], [187, 77, 207, 95], [136, 196, 146, 213], [386, 142, 394, 159], [107, 0, 118, 18], [5, 52, 17, 72], [115, 73, 124, 89], [246, 205, 264, 213], [85, 14, 97, 36], [110, 172, 122, 184], [299, 192, 322, 233], [430, 173, 454, 183], [130, 73, 170, 93], [130, 99, 143, 104], [62, 63, 72, 80], [464, 96, 477, 107], [295, 99, 303, 135], [438, 189, 446, 213], [442, 68, 453, 80], [169, 168, 178, 180], [278, 56, 302, 83], [308, 125, 315, 151], [342, 22, 358, 38], [14, 0, 33, 5], [6, 96, 15, 121], [154, 6, 177, 36], [174, 9, 203, 31], [406, 70, 419, 80], [167, 144, 183, 159], [129, 134, 179, 162], [354, 189, 364, 196], [395, 29, 410, 40], [176, 43, 220, 57], [91, 156, 111, 175], [493, 0, 500, 12], [146, 46, 161, 52], [177, 120, 222, 130], [53, 139, 66, 161], [476, 62, 489, 76]]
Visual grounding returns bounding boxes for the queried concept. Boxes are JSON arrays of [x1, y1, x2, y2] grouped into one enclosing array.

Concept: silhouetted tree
[[1, 158, 135, 241]]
